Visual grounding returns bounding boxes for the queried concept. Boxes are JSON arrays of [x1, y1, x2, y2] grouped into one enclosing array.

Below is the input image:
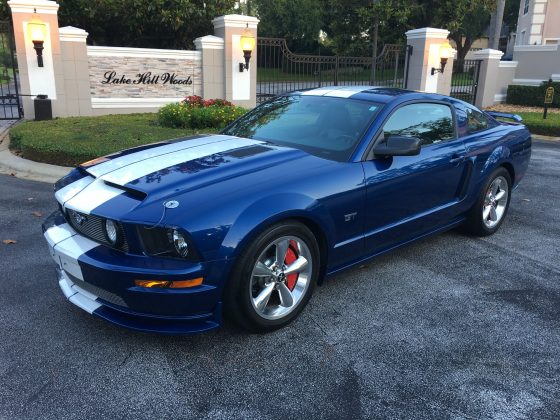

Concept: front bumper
[[43, 211, 225, 334]]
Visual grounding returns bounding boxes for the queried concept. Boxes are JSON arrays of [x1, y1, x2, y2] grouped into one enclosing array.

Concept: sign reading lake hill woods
[[102, 71, 193, 86]]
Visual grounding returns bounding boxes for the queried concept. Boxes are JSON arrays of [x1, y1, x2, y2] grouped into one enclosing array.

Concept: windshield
[[222, 95, 383, 161]]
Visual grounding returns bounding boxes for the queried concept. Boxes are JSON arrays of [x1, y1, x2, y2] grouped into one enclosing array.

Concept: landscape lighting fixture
[[431, 41, 454, 75], [27, 11, 47, 67], [239, 24, 255, 72]]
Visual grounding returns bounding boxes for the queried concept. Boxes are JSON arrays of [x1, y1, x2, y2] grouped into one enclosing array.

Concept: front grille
[[64, 209, 129, 252], [67, 272, 129, 308]]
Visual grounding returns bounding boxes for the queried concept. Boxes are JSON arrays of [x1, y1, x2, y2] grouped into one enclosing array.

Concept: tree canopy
[[1, 0, 237, 49], [1, 0, 515, 59]]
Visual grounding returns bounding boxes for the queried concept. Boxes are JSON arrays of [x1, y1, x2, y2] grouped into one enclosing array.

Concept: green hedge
[[506, 81, 560, 108]]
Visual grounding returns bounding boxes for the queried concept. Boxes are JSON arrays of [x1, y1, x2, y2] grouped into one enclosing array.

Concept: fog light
[[104, 219, 119, 245], [135, 278, 203, 289]]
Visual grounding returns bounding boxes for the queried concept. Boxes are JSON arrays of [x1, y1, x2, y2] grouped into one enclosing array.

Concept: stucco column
[[212, 14, 259, 108], [8, 0, 64, 119], [405, 28, 451, 93], [194, 35, 225, 100], [59, 26, 92, 116], [473, 49, 504, 109]]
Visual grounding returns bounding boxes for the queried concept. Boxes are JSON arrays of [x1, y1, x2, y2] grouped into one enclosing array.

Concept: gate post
[[8, 0, 65, 119], [194, 35, 225, 100], [212, 14, 259, 108], [405, 28, 453, 93], [472, 49, 504, 108]]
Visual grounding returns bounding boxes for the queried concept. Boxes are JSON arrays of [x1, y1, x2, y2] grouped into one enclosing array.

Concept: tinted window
[[222, 95, 383, 161], [453, 101, 495, 136], [466, 108, 493, 133], [382, 103, 454, 146]]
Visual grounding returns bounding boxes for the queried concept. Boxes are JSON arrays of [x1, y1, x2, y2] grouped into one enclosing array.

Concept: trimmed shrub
[[506, 81, 560, 108], [158, 96, 246, 129]]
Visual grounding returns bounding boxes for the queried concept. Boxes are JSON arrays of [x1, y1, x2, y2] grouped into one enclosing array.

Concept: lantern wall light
[[239, 24, 255, 72], [27, 10, 47, 68], [431, 41, 454, 75]]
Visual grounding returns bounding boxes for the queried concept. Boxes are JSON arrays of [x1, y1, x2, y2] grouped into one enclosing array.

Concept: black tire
[[224, 221, 320, 333], [464, 167, 512, 236]]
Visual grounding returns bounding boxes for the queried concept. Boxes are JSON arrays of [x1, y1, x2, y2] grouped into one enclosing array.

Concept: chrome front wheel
[[250, 236, 313, 320], [225, 221, 319, 332]]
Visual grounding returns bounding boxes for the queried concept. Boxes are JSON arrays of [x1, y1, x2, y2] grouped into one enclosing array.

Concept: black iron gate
[[0, 20, 22, 119], [450, 59, 481, 104], [257, 38, 412, 103]]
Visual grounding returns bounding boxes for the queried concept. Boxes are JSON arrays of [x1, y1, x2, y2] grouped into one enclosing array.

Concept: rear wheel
[[224, 221, 319, 332], [464, 167, 511, 236]]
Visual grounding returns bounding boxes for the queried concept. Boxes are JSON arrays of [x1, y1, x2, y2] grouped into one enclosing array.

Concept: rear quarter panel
[[460, 123, 531, 209]]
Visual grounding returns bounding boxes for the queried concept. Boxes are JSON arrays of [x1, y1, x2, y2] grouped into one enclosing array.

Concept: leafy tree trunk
[[451, 35, 474, 62]]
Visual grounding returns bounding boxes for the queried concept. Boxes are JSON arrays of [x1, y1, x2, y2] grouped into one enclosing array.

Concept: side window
[[466, 108, 492, 133], [382, 103, 454, 146]]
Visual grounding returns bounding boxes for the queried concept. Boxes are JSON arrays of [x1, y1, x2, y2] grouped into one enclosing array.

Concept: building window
[[524, 0, 530, 15]]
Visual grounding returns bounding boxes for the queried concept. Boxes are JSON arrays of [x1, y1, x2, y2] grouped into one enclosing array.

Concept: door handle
[[450, 155, 466, 165]]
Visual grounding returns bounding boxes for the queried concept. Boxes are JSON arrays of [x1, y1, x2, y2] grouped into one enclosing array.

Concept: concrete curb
[[0, 123, 72, 183]]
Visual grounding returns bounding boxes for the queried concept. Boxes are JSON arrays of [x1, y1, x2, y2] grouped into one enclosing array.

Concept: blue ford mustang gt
[[43, 86, 531, 334]]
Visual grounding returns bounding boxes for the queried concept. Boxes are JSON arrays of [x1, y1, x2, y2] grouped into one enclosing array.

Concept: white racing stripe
[[59, 273, 102, 314], [86, 135, 237, 178], [302, 86, 371, 98], [63, 179, 123, 214], [101, 137, 265, 186], [57, 136, 263, 217], [53, 234, 99, 281], [54, 175, 94, 206], [44, 223, 76, 248]]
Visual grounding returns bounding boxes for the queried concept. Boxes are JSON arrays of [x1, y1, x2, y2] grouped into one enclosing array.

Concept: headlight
[[170, 229, 189, 258], [137, 226, 199, 261], [103, 219, 121, 246]]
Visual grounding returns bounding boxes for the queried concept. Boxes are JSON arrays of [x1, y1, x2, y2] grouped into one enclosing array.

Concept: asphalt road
[[0, 140, 559, 419]]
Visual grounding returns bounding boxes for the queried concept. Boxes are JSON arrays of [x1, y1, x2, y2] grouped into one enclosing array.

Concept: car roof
[[289, 85, 451, 105]]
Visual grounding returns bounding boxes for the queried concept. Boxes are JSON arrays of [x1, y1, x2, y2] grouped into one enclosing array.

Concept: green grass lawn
[[9, 113, 219, 167], [515, 111, 560, 137]]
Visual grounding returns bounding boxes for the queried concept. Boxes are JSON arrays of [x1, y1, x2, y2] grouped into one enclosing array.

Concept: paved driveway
[[0, 140, 558, 419]]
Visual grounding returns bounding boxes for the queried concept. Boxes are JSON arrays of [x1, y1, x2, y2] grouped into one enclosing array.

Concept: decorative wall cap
[[87, 46, 201, 60], [194, 35, 225, 50], [405, 27, 449, 40], [473, 49, 504, 60], [512, 78, 546, 86], [8, 0, 59, 14], [59, 26, 88, 43], [498, 61, 518, 68], [212, 14, 259, 29], [513, 44, 559, 52]]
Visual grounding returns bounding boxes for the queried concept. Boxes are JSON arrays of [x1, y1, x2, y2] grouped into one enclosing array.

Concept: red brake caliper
[[284, 240, 299, 291]]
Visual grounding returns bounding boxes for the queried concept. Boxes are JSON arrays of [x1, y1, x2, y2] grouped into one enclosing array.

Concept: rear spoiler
[[484, 111, 523, 123]]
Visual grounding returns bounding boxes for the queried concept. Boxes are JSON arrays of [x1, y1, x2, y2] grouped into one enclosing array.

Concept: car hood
[[57, 134, 332, 217]]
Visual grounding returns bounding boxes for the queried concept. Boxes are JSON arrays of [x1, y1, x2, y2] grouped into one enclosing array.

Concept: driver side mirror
[[372, 135, 421, 157]]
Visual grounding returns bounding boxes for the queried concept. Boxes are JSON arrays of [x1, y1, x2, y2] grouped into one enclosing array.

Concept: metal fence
[[450, 59, 481, 105], [0, 20, 22, 119], [257, 38, 412, 103]]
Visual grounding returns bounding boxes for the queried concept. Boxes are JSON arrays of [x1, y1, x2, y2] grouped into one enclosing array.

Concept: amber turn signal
[[135, 278, 203, 289]]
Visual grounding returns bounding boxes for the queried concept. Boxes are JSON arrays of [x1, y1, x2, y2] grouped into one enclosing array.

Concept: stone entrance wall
[[87, 47, 202, 108]]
